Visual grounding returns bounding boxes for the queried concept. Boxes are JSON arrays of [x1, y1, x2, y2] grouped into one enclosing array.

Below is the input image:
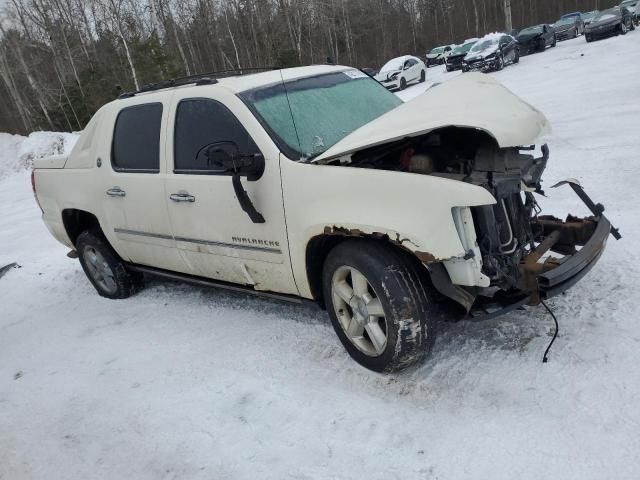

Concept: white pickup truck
[[32, 65, 617, 372]]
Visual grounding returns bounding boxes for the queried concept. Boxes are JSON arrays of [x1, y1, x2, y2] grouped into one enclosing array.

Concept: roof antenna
[[278, 69, 304, 161]]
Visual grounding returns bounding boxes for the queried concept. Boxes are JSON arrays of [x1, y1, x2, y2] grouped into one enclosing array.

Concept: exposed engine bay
[[329, 127, 614, 306]]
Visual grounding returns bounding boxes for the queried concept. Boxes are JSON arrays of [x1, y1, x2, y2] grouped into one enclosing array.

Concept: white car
[[425, 44, 455, 67], [32, 65, 615, 372], [374, 55, 426, 90]]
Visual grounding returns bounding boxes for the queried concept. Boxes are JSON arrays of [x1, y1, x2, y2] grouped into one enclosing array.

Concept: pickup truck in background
[[32, 66, 618, 372]]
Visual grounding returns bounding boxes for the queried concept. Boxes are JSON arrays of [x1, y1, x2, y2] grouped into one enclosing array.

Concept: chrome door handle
[[169, 192, 196, 203], [106, 187, 126, 197]]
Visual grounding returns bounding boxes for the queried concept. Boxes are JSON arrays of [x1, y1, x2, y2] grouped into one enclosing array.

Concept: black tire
[[513, 49, 520, 64], [399, 77, 407, 90], [552, 36, 557, 47], [322, 239, 437, 372], [621, 22, 628, 35], [420, 70, 426, 82], [586, 34, 592, 43], [495, 54, 504, 71], [76, 229, 144, 299]]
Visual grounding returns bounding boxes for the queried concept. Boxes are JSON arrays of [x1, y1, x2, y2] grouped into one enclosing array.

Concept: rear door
[[99, 99, 185, 273], [163, 89, 298, 295]]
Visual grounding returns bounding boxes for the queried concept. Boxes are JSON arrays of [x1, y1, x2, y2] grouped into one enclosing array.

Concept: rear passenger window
[[174, 98, 259, 174], [112, 103, 162, 173]]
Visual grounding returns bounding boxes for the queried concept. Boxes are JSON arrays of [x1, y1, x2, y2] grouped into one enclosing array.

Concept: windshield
[[379, 58, 405, 72], [429, 46, 446, 54], [583, 11, 598, 20], [518, 25, 543, 35], [621, 0, 636, 6], [555, 17, 576, 25], [470, 38, 498, 52], [240, 71, 403, 160], [452, 42, 476, 54], [561, 13, 580, 19]]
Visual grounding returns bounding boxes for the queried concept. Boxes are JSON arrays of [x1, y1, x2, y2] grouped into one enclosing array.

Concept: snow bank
[[0, 131, 79, 179]]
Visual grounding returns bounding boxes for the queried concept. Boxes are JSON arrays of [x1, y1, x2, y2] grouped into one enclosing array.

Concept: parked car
[[586, 7, 635, 41], [374, 55, 426, 90], [553, 14, 584, 40], [582, 10, 600, 26], [516, 24, 557, 54], [32, 66, 617, 372], [425, 45, 454, 67], [620, 0, 640, 25], [445, 39, 478, 71], [462, 33, 519, 72]]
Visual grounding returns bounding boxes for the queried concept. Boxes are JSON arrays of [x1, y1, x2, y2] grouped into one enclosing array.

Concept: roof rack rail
[[117, 66, 282, 99]]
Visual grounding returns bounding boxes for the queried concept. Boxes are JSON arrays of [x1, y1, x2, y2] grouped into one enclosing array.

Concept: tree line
[[0, 0, 612, 135]]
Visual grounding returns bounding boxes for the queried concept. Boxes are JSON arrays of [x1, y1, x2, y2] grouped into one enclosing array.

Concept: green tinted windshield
[[430, 46, 446, 54], [240, 71, 402, 160]]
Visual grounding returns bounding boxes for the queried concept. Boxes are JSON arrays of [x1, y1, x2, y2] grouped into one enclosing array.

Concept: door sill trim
[[126, 263, 315, 306]]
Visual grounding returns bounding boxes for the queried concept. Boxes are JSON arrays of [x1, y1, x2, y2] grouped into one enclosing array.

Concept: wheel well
[[62, 209, 101, 246], [305, 233, 429, 308]]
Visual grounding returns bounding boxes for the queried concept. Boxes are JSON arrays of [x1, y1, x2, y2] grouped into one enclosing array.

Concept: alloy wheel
[[330, 266, 387, 357], [83, 246, 117, 294]]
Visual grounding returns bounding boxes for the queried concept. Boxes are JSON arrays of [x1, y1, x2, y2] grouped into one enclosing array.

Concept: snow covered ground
[[2, 34, 640, 479]]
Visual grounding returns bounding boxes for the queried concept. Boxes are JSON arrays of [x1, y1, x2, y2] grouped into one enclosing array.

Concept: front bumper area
[[555, 28, 576, 40], [378, 78, 400, 90], [462, 57, 498, 72], [519, 215, 610, 302], [586, 23, 620, 39]]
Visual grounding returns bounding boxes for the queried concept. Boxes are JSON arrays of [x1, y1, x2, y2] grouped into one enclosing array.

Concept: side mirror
[[205, 141, 264, 181], [205, 141, 266, 224]]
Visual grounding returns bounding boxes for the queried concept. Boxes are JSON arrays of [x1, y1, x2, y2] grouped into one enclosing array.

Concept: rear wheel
[[76, 229, 144, 299], [322, 240, 437, 372]]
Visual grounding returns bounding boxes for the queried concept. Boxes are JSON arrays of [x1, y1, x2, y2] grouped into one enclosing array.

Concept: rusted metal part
[[322, 225, 427, 257], [414, 251, 437, 263], [532, 215, 597, 254], [524, 230, 561, 265]]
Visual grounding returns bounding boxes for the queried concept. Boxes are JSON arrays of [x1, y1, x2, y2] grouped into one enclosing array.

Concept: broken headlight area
[[343, 127, 619, 309]]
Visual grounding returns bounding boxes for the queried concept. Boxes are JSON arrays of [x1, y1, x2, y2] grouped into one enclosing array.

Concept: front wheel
[[495, 54, 504, 71], [76, 229, 144, 299], [621, 22, 628, 35], [585, 33, 592, 42], [420, 70, 426, 82], [399, 77, 407, 90], [513, 49, 520, 63], [323, 240, 437, 372]]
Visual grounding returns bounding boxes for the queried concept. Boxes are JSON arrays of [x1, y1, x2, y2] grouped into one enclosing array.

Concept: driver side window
[[173, 98, 259, 174]]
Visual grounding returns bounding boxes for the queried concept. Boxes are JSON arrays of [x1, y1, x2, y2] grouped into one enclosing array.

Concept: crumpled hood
[[553, 23, 574, 32], [426, 53, 441, 59], [374, 70, 400, 81], [312, 73, 551, 163], [589, 14, 620, 27], [464, 46, 498, 61]]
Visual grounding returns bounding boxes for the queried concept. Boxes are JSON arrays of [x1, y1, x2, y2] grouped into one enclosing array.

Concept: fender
[[280, 159, 496, 297], [312, 73, 551, 164]]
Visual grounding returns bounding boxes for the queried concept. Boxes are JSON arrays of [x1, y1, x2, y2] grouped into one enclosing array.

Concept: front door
[[163, 90, 298, 295]]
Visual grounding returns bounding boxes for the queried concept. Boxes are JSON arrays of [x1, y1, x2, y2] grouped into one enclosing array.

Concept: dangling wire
[[540, 300, 559, 363]]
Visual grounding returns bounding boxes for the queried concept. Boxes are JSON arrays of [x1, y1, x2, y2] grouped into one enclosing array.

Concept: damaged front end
[[435, 140, 620, 314], [342, 127, 619, 317]]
